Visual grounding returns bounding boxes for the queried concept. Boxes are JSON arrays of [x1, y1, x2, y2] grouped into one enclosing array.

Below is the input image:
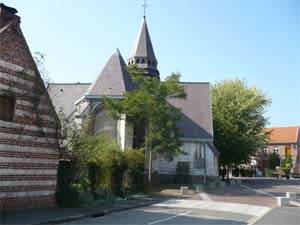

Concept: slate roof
[[48, 81, 214, 142], [266, 126, 300, 144], [129, 17, 157, 61], [168, 82, 213, 141], [47, 83, 91, 119], [128, 17, 159, 77], [84, 49, 137, 98]]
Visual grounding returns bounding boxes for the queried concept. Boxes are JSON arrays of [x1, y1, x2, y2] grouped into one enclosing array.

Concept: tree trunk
[[148, 148, 152, 187]]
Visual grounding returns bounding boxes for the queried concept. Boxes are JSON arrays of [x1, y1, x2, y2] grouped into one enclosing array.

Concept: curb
[[33, 199, 162, 225]]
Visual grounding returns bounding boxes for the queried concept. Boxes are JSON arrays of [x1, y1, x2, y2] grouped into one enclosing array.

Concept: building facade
[[254, 126, 300, 175], [0, 4, 60, 211], [48, 16, 220, 183]]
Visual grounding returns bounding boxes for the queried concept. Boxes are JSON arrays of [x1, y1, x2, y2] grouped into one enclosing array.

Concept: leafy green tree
[[268, 152, 280, 170], [281, 156, 292, 179], [104, 66, 186, 185], [212, 79, 271, 178]]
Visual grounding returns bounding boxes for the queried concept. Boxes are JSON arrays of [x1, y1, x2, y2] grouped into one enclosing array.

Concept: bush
[[268, 153, 280, 170], [56, 160, 80, 207], [88, 162, 102, 198], [176, 161, 190, 184], [265, 168, 274, 177], [232, 167, 240, 177], [123, 148, 145, 193]]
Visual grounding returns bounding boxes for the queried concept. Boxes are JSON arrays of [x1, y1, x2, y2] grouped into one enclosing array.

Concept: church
[[48, 16, 220, 183]]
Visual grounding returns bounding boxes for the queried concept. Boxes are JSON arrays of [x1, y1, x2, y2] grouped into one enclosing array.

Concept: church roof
[[130, 17, 156, 60], [128, 17, 159, 77], [85, 49, 137, 98], [168, 82, 214, 141], [47, 83, 91, 119]]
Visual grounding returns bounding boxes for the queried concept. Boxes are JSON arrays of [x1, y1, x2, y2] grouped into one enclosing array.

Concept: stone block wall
[[153, 141, 219, 183]]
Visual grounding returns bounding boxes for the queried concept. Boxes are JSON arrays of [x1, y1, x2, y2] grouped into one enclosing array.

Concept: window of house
[[194, 143, 205, 169], [273, 147, 279, 154], [0, 95, 15, 121], [263, 148, 268, 154]]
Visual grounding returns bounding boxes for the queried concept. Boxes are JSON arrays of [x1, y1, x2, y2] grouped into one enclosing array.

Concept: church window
[[136, 59, 140, 64], [0, 95, 15, 121], [141, 59, 145, 64], [152, 61, 155, 66], [194, 143, 205, 169]]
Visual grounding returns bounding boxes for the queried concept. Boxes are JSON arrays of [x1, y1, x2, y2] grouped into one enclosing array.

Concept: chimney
[[0, 3, 20, 28]]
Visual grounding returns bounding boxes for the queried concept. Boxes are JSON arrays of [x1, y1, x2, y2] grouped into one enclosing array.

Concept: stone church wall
[[0, 5, 60, 211], [153, 142, 219, 183]]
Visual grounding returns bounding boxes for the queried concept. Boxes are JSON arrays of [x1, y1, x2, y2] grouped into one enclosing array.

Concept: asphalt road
[[63, 178, 300, 225], [63, 205, 252, 225]]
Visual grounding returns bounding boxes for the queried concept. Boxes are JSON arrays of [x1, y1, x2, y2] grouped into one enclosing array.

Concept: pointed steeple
[[128, 17, 159, 78], [85, 49, 137, 98]]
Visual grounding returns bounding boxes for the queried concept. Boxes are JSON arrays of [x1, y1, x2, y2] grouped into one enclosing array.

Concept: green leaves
[[212, 79, 271, 166], [104, 66, 186, 160]]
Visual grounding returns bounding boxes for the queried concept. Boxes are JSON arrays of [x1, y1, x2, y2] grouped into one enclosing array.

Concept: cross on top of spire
[[142, 0, 148, 18]]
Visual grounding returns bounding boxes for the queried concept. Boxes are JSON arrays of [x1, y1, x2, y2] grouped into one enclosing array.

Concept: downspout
[[204, 143, 207, 185]]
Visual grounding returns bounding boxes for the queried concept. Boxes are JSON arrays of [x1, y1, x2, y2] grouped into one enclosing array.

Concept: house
[[48, 16, 220, 184], [254, 126, 300, 175], [0, 4, 60, 211]]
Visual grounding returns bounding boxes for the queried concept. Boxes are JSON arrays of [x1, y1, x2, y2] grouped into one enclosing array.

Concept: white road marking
[[148, 210, 193, 225], [153, 199, 270, 216], [246, 208, 273, 225], [199, 193, 213, 202], [239, 184, 277, 198]]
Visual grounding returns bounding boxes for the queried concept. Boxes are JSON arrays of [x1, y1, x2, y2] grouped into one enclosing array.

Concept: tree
[[212, 79, 271, 179], [281, 156, 292, 179], [104, 66, 186, 186], [33, 51, 52, 87], [268, 152, 280, 170]]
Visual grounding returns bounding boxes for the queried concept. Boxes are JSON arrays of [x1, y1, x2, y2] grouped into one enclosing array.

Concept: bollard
[[181, 186, 189, 195], [277, 197, 289, 206], [286, 192, 298, 201]]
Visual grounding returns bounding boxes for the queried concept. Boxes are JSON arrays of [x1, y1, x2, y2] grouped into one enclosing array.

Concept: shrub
[[232, 167, 240, 177], [56, 160, 80, 207], [124, 148, 145, 192], [88, 162, 102, 198], [268, 153, 280, 170], [265, 168, 274, 177], [176, 161, 190, 184]]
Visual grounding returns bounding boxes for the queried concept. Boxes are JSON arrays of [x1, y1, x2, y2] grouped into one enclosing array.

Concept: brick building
[[255, 126, 300, 175], [0, 4, 60, 211]]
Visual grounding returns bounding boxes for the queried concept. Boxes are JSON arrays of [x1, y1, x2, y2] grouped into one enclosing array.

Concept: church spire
[[128, 16, 159, 78]]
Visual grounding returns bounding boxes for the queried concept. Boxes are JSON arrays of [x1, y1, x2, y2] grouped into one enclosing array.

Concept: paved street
[[62, 178, 300, 225], [62, 204, 253, 225]]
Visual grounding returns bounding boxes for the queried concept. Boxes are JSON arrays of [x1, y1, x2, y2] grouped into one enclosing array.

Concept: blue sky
[[5, 0, 300, 127]]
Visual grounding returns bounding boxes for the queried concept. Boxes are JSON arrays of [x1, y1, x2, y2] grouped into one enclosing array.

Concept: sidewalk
[[1, 197, 162, 225], [252, 207, 300, 225]]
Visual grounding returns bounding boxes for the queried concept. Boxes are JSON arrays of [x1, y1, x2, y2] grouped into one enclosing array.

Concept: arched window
[[141, 59, 145, 64], [136, 59, 140, 64], [194, 143, 205, 169], [152, 61, 155, 66]]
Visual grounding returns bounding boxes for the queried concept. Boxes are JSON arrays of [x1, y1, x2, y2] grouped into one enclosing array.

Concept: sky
[[4, 0, 300, 128]]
